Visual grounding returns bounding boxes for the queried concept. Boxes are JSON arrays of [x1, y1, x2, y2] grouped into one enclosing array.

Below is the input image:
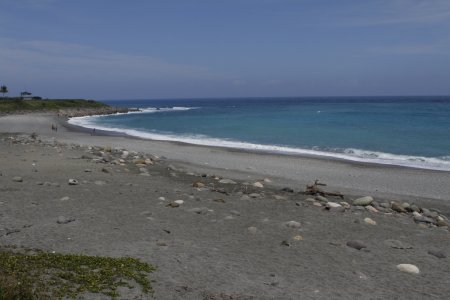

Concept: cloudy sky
[[1, 0, 450, 99]]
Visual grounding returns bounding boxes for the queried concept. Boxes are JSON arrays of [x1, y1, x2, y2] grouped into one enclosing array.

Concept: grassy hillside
[[0, 99, 109, 113]]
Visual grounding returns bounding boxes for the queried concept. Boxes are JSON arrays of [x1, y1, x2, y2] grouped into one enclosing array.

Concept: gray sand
[[0, 113, 449, 299]]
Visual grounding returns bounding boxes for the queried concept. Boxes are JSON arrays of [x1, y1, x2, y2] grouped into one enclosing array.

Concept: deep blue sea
[[69, 97, 450, 171]]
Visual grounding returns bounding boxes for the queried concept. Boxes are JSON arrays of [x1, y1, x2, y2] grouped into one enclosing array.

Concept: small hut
[[20, 91, 32, 100]]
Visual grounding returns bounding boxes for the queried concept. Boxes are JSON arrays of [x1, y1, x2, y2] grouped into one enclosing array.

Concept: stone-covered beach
[[0, 111, 449, 299]]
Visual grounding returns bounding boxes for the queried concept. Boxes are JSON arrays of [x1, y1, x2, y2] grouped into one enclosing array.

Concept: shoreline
[[67, 112, 450, 173], [1, 111, 450, 202], [1, 111, 450, 299], [66, 116, 450, 175]]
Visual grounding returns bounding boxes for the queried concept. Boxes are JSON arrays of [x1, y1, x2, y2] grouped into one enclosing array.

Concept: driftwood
[[305, 179, 344, 199]]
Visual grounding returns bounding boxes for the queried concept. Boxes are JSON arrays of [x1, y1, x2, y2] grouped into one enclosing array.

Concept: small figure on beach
[[51, 124, 58, 132], [92, 128, 96, 135]]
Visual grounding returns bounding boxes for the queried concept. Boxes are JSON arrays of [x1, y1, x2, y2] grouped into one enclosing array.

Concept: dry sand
[[0, 113, 449, 299]]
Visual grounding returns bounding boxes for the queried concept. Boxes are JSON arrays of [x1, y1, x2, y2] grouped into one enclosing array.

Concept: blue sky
[[1, 0, 450, 99]]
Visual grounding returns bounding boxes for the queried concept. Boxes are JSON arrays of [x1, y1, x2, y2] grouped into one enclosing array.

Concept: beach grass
[[0, 246, 155, 299], [0, 99, 108, 113]]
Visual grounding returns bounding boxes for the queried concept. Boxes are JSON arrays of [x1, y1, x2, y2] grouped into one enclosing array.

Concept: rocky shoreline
[[1, 132, 449, 299]]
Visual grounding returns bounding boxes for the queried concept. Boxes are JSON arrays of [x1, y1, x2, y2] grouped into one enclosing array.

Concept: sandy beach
[[0, 112, 449, 299]]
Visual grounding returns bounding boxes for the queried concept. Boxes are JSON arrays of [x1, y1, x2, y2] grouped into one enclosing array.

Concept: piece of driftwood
[[305, 179, 344, 199]]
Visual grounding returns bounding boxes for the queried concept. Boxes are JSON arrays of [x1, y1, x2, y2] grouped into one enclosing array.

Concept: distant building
[[20, 91, 32, 100]]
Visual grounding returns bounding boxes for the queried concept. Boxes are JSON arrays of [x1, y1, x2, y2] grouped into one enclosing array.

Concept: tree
[[0, 85, 7, 99]]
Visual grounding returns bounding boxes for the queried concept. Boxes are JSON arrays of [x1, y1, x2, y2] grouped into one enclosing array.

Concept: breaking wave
[[68, 115, 450, 172]]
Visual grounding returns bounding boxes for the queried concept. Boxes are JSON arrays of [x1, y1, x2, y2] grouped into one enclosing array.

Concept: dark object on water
[[305, 179, 344, 199]]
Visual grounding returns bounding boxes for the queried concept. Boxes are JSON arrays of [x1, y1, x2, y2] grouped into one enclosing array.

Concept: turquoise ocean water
[[68, 97, 450, 171]]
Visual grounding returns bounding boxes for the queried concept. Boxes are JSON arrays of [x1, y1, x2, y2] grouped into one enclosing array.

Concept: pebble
[[121, 150, 129, 158], [274, 195, 286, 200], [166, 202, 179, 208], [263, 178, 272, 183], [409, 204, 420, 212], [379, 202, 390, 208], [422, 208, 438, 219], [280, 240, 291, 247], [174, 200, 184, 205], [365, 205, 378, 213], [247, 227, 258, 234], [253, 182, 264, 188], [305, 198, 315, 203], [94, 181, 106, 186], [84, 169, 92, 172], [413, 215, 436, 224], [158, 197, 166, 201], [57, 216, 75, 224], [68, 179, 79, 185], [12, 176, 23, 182], [346, 240, 367, 250], [352, 196, 373, 206], [60, 196, 70, 201], [401, 202, 411, 210], [192, 182, 205, 188], [354, 205, 367, 211], [340, 202, 351, 208], [313, 202, 323, 207], [391, 202, 406, 213], [396, 264, 419, 275], [326, 202, 341, 208], [293, 235, 303, 241], [219, 179, 237, 184], [315, 195, 328, 202], [412, 211, 421, 217], [436, 220, 450, 229], [241, 195, 250, 200], [428, 249, 446, 259], [364, 217, 377, 225], [384, 239, 413, 249], [284, 221, 301, 229]]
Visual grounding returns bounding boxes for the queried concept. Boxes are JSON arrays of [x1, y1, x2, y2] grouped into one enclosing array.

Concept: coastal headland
[[0, 103, 449, 299]]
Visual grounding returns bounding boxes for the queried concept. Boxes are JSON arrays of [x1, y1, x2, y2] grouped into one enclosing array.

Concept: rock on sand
[[352, 196, 374, 206], [396, 264, 420, 274]]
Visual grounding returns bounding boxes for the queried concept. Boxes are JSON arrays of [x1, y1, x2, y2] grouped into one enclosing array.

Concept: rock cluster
[[303, 193, 449, 231]]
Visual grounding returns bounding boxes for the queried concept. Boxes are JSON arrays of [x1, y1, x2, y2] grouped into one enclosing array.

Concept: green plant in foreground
[[0, 246, 155, 299]]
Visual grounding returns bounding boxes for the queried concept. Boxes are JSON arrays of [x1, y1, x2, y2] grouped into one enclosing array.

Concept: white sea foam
[[68, 115, 450, 172]]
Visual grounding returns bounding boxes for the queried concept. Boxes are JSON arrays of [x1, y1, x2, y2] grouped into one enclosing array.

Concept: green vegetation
[[0, 246, 155, 299], [0, 99, 109, 113]]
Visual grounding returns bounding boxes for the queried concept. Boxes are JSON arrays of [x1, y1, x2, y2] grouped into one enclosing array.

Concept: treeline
[[0, 99, 109, 113]]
